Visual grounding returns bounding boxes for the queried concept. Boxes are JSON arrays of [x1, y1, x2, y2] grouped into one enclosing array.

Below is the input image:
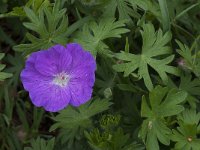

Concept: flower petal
[[34, 51, 58, 76], [57, 46, 72, 72], [20, 57, 52, 92], [68, 80, 92, 106], [70, 66, 95, 86], [67, 43, 96, 69], [43, 87, 71, 112], [29, 82, 53, 107]]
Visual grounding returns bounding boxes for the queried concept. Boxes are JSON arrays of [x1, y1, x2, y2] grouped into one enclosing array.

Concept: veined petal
[[34, 51, 58, 76], [68, 80, 92, 106], [70, 66, 95, 86], [49, 44, 73, 72], [44, 87, 71, 112], [67, 43, 96, 68]]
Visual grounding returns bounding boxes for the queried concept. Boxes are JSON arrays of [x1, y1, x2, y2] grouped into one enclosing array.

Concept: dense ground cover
[[1, 0, 200, 150]]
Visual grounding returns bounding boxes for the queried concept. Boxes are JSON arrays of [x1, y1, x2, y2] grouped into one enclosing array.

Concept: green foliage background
[[1, 0, 200, 149]]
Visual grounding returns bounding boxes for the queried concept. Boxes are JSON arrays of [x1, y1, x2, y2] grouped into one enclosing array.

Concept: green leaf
[[16, 102, 29, 132], [142, 86, 187, 118], [158, 0, 170, 32], [74, 18, 130, 56], [174, 2, 200, 20], [5, 53, 24, 86], [122, 142, 145, 150], [0, 26, 16, 46], [176, 40, 200, 76], [130, 0, 160, 18], [95, 58, 116, 97], [178, 109, 200, 125], [140, 86, 187, 150], [3, 86, 14, 122], [102, 0, 140, 21], [0, 0, 50, 18], [13, 1, 68, 55], [0, 53, 12, 81], [24, 137, 55, 150], [50, 98, 112, 144], [171, 109, 200, 150], [0, 53, 5, 60], [179, 74, 200, 96], [167, 73, 200, 109], [113, 23, 179, 90], [176, 40, 193, 64], [6, 7, 26, 17], [0, 72, 12, 81], [85, 127, 129, 150]]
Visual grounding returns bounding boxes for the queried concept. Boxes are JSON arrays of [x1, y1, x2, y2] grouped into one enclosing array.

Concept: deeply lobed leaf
[[113, 23, 179, 90]]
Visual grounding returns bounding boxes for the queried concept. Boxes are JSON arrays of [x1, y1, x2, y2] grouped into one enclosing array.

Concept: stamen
[[52, 72, 70, 87]]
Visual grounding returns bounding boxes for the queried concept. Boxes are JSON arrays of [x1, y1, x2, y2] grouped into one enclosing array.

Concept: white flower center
[[52, 72, 70, 87]]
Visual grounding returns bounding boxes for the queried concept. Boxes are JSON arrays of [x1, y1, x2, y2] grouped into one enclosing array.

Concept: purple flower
[[21, 43, 96, 112]]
